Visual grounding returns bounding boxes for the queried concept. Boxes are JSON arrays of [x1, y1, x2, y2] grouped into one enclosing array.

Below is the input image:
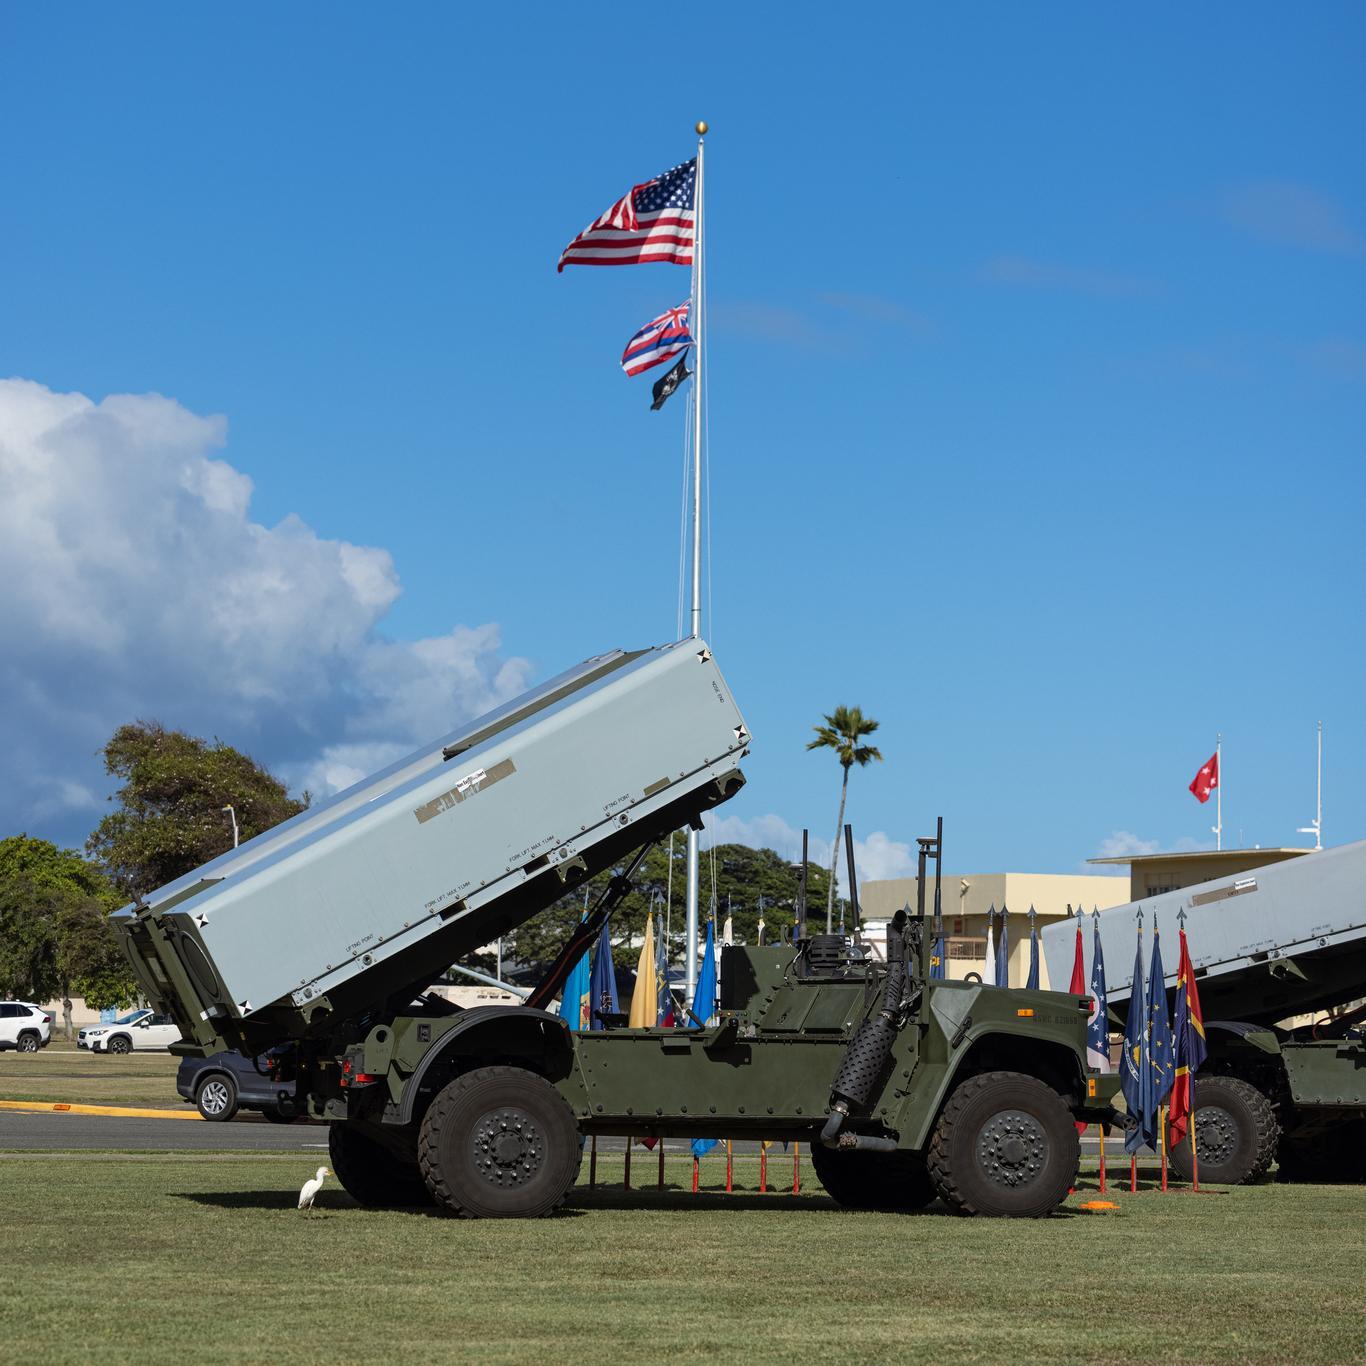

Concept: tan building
[[859, 873, 1132, 989], [1087, 847, 1311, 902]]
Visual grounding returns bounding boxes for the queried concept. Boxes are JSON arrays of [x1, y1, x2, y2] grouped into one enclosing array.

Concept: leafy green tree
[[86, 721, 308, 898], [807, 705, 883, 933], [500, 836, 831, 981], [0, 835, 135, 1037]]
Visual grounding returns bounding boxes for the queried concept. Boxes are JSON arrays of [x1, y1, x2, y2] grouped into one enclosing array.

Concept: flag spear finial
[[695, 120, 709, 135]]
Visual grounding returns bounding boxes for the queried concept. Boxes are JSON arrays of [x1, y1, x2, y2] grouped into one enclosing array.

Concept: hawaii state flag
[[621, 302, 692, 376], [1168, 926, 1208, 1146], [1189, 751, 1219, 804]]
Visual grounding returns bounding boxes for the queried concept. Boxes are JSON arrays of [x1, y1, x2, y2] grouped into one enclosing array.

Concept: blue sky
[[2, 5, 1363, 880]]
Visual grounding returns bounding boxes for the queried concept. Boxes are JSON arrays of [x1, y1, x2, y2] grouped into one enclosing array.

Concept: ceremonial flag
[[1068, 916, 1086, 996], [983, 907, 997, 987], [655, 913, 674, 1027], [689, 920, 718, 1027], [588, 917, 618, 1030], [557, 158, 696, 271], [929, 924, 946, 980], [1146, 922, 1174, 1122], [559, 943, 591, 1032], [1121, 925, 1147, 1155], [1087, 913, 1110, 1073], [1169, 927, 1208, 1146], [995, 904, 1010, 987], [621, 303, 692, 377], [1189, 751, 1219, 804], [1025, 910, 1040, 990], [628, 913, 656, 1028]]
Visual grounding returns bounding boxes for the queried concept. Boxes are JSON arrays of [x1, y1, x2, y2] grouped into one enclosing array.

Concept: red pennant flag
[[1068, 921, 1087, 1135], [1168, 928, 1208, 1147], [1189, 751, 1219, 804]]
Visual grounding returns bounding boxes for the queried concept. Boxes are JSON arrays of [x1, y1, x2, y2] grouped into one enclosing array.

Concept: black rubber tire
[[927, 1070, 1078, 1218], [107, 1035, 133, 1055], [196, 1073, 239, 1122], [329, 1122, 433, 1208], [810, 1144, 937, 1211], [418, 1065, 581, 1218], [16, 1033, 40, 1053], [1167, 1076, 1278, 1185], [261, 1105, 297, 1125]]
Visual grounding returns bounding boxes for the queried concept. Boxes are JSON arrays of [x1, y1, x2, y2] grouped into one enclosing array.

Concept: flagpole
[[684, 119, 707, 995], [1213, 733, 1222, 851]]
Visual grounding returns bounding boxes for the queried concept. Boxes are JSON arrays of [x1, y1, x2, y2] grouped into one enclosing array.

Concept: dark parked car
[[176, 1050, 301, 1122]]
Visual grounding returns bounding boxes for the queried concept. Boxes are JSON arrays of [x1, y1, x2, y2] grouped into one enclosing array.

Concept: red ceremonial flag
[[1168, 928, 1208, 1147], [1189, 751, 1219, 804], [1068, 920, 1087, 1135]]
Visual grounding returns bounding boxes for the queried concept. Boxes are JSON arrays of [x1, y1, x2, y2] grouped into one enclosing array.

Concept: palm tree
[[806, 705, 883, 933]]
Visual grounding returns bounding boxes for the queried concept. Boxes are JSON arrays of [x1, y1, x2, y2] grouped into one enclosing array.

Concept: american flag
[[557, 159, 696, 271], [621, 302, 692, 376]]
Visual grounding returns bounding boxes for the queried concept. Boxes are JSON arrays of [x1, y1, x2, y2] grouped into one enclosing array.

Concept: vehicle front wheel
[[810, 1145, 937, 1211], [16, 1033, 40, 1053], [927, 1070, 1078, 1217], [107, 1035, 133, 1055], [418, 1066, 581, 1218], [196, 1074, 239, 1121]]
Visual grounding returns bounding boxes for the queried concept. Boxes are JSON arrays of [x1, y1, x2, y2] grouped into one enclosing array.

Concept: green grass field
[[0, 1045, 183, 1108], [3, 1149, 1362, 1365]]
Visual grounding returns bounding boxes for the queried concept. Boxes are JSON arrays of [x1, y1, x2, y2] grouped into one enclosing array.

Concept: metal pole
[[1213, 733, 1222, 851], [222, 805, 239, 849], [684, 121, 707, 994], [1317, 720, 1323, 849]]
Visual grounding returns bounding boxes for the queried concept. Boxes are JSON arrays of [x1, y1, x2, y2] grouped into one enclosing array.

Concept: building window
[[947, 938, 986, 960], [1145, 883, 1177, 897]]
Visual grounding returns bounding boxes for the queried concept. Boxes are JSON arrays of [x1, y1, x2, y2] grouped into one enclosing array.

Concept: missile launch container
[[117, 639, 1113, 1218], [1043, 840, 1366, 1185]]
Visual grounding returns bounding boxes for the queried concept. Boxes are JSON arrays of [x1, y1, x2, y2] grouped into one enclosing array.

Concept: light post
[[222, 805, 239, 849]]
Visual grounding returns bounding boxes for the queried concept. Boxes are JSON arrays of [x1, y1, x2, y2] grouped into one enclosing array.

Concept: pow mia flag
[[650, 354, 691, 410]]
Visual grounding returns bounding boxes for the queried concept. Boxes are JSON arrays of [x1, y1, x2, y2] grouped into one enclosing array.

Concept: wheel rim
[[111, 1039, 130, 1054], [471, 1106, 544, 1189], [1193, 1105, 1238, 1166], [201, 1080, 230, 1115], [19, 1037, 37, 1052], [975, 1108, 1050, 1190]]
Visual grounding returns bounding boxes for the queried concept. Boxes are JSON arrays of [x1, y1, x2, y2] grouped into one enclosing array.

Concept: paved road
[[0, 1111, 329, 1151]]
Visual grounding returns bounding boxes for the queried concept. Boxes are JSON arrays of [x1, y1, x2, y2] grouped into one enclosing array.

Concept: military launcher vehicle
[[1043, 840, 1366, 1185], [117, 638, 1113, 1219]]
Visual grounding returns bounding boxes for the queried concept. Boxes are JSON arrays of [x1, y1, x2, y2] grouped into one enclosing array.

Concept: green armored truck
[[115, 639, 1114, 1218]]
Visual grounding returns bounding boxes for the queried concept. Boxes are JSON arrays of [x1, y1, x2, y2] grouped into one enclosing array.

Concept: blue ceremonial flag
[[655, 914, 675, 1026], [1025, 911, 1040, 990], [558, 909, 591, 1031], [1087, 912, 1110, 1072], [691, 1137, 719, 1157], [1121, 924, 1148, 1155], [929, 926, 946, 980], [995, 904, 1010, 987], [1146, 921, 1174, 1114], [588, 916, 618, 1030], [689, 920, 718, 1028]]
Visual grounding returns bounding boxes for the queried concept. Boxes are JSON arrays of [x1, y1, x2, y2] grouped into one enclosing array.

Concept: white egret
[[298, 1166, 329, 1211]]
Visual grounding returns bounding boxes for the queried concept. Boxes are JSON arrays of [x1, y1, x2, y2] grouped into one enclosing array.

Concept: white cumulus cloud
[[0, 377, 530, 842], [703, 810, 914, 890]]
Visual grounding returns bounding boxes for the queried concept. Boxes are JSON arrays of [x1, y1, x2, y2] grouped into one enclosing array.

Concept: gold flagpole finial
[[695, 120, 708, 135]]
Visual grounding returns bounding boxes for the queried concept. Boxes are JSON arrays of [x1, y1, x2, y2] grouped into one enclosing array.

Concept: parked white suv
[[78, 1009, 181, 1054], [0, 1001, 52, 1052]]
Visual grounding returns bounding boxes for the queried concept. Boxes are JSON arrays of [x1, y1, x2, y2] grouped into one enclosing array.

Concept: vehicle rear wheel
[[927, 1070, 1078, 1217], [1167, 1076, 1277, 1185], [329, 1122, 433, 1207], [196, 1074, 238, 1121], [810, 1144, 937, 1211], [16, 1033, 40, 1053], [107, 1035, 133, 1055], [418, 1066, 581, 1218]]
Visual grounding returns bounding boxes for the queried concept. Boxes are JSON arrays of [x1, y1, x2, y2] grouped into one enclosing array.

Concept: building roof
[[1087, 847, 1311, 867]]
